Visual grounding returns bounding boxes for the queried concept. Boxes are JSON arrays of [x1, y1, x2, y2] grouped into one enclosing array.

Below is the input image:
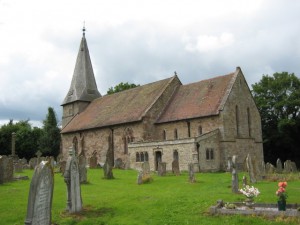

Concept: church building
[[61, 30, 264, 172]]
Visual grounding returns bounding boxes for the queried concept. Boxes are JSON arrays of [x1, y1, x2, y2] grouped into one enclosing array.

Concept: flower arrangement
[[239, 185, 260, 199], [276, 181, 288, 202]]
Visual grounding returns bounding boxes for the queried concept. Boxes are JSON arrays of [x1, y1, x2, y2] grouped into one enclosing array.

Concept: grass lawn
[[1, 169, 300, 225]]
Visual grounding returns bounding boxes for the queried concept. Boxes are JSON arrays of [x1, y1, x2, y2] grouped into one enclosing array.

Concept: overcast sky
[[0, 0, 300, 127]]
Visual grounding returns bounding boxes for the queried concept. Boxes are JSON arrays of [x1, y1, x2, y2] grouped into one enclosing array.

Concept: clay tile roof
[[61, 76, 175, 133], [156, 72, 236, 123]]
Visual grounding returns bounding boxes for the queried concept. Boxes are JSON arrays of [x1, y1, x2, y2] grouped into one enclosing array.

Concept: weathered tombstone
[[29, 158, 38, 169], [172, 159, 180, 176], [24, 161, 54, 225], [137, 171, 143, 185], [291, 161, 297, 173], [265, 162, 275, 174], [231, 155, 239, 193], [142, 161, 150, 176], [36, 151, 42, 164], [64, 148, 82, 213], [276, 158, 283, 173], [227, 157, 232, 172], [49, 156, 55, 169], [283, 160, 292, 173], [188, 163, 196, 183], [157, 162, 166, 176], [246, 154, 256, 183], [78, 155, 87, 184], [0, 156, 14, 183], [89, 153, 97, 169], [261, 161, 266, 178], [103, 134, 114, 179], [114, 158, 124, 169]]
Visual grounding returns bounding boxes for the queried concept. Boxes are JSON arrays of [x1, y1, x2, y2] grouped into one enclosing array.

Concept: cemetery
[[1, 152, 300, 224]]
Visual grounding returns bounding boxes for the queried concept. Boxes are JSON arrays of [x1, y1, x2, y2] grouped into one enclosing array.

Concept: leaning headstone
[[231, 155, 239, 193], [24, 161, 54, 225], [89, 154, 97, 169], [276, 158, 283, 173], [103, 134, 114, 179], [246, 154, 256, 183], [265, 162, 275, 174], [157, 162, 166, 176], [172, 159, 180, 176], [64, 148, 82, 213], [78, 155, 87, 184], [188, 163, 196, 183]]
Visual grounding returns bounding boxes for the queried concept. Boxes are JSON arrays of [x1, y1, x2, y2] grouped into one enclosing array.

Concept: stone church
[[61, 31, 264, 172]]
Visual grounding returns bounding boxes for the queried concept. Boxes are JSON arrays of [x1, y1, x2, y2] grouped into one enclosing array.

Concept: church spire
[[62, 27, 101, 106]]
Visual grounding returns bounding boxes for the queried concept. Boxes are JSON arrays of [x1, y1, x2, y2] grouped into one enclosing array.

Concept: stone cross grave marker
[[64, 147, 82, 213], [24, 160, 54, 225]]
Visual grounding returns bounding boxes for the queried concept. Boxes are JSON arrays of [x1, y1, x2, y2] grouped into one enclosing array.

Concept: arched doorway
[[155, 151, 162, 171]]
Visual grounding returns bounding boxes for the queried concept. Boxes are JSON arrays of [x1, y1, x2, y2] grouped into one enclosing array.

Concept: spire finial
[[82, 21, 86, 36]]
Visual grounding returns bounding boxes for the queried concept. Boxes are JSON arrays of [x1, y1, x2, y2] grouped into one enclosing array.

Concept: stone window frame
[[163, 130, 167, 140], [205, 148, 214, 161], [173, 150, 179, 161], [198, 126, 202, 136], [174, 129, 178, 139], [136, 151, 149, 162]]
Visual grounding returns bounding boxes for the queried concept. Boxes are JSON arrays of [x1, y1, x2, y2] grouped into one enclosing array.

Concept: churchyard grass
[[1, 169, 300, 225]]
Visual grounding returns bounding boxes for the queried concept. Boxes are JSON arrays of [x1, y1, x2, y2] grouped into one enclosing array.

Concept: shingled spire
[[61, 27, 101, 127]]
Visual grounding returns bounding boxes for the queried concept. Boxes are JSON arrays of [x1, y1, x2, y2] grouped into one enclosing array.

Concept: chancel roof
[[156, 71, 237, 123], [61, 76, 177, 133]]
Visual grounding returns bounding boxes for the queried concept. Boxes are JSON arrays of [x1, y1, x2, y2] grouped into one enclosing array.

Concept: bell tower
[[61, 27, 101, 128]]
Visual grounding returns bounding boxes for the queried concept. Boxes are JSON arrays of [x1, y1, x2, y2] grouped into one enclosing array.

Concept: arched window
[[145, 152, 149, 162], [173, 150, 179, 161], [198, 126, 202, 136], [206, 149, 210, 160], [163, 130, 167, 140], [136, 152, 140, 162], [174, 129, 178, 139], [210, 149, 214, 160], [140, 152, 144, 162]]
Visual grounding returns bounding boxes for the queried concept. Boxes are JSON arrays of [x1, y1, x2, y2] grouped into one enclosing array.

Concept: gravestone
[[14, 161, 23, 173], [142, 161, 150, 176], [242, 175, 247, 187], [261, 161, 266, 178], [89, 154, 97, 169], [114, 158, 124, 169], [265, 162, 275, 174], [103, 135, 114, 179], [64, 148, 82, 213], [276, 158, 283, 173], [284, 160, 292, 173], [246, 154, 256, 183], [137, 171, 143, 185], [0, 155, 14, 183], [172, 159, 180, 176], [231, 155, 239, 193], [157, 162, 166, 176], [29, 158, 38, 169], [78, 155, 87, 184], [24, 161, 54, 225], [188, 163, 196, 183], [291, 161, 297, 173], [227, 157, 232, 172], [36, 151, 42, 164]]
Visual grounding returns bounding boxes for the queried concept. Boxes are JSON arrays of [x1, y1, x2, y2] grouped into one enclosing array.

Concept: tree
[[252, 72, 300, 166], [38, 107, 61, 157], [0, 120, 42, 159], [107, 82, 139, 95]]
